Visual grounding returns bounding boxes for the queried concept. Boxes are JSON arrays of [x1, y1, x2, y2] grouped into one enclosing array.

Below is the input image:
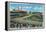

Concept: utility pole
[[21, 5, 22, 11], [18, 5, 19, 10]]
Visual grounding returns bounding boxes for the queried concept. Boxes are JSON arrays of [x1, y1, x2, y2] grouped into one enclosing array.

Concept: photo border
[[5, 1, 45, 31]]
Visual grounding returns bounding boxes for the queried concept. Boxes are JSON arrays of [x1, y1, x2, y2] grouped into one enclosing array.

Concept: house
[[10, 10, 27, 18]]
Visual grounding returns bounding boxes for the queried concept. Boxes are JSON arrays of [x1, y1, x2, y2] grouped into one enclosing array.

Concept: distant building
[[10, 10, 27, 18]]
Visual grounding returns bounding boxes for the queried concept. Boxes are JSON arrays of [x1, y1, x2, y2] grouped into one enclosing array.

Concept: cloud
[[17, 6, 32, 9]]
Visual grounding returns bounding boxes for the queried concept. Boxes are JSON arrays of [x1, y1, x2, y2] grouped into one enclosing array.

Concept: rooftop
[[10, 10, 27, 13]]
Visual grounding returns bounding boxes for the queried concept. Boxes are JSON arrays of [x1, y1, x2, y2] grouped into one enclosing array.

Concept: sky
[[8, 2, 45, 12]]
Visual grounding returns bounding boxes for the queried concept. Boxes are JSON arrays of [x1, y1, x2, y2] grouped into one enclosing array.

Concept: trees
[[29, 11, 31, 14], [13, 9, 15, 11]]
